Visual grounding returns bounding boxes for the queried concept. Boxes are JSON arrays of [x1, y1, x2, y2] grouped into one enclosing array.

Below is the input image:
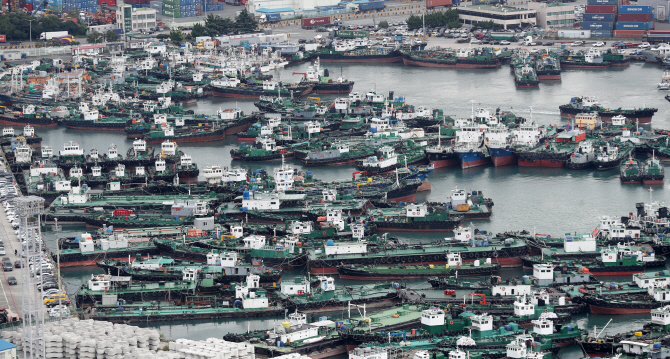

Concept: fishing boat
[[207, 78, 313, 98], [230, 137, 292, 161], [642, 152, 665, 185], [517, 127, 585, 168], [0, 104, 60, 127], [54, 232, 160, 267], [315, 45, 403, 63], [535, 52, 561, 80]]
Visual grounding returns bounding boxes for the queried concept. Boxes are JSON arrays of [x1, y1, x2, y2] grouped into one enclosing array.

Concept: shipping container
[[581, 21, 613, 29], [615, 21, 653, 29], [426, 0, 452, 7], [583, 13, 616, 21], [618, 5, 652, 13], [613, 29, 646, 38], [585, 5, 617, 13], [587, 0, 617, 4], [358, 1, 384, 11], [264, 13, 281, 21], [558, 29, 591, 38], [301, 16, 330, 28], [24, 3, 32, 10], [617, 12, 652, 21], [590, 29, 612, 37], [0, 35, 6, 43], [337, 29, 370, 38]]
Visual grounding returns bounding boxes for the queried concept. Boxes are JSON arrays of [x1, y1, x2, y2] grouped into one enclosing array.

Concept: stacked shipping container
[[581, 0, 617, 37], [613, 5, 653, 37], [163, 0, 215, 18], [63, 0, 97, 13]]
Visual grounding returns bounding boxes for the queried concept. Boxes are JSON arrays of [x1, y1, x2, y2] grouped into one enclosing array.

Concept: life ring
[[544, 309, 548, 313], [608, 255, 612, 259], [466, 234, 470, 238], [449, 320, 454, 325], [323, 231, 327, 235], [500, 287, 505, 291], [557, 273, 561, 278]]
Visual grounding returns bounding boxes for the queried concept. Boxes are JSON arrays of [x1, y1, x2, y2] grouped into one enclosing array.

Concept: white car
[[593, 42, 605, 47], [314, 35, 322, 40], [500, 40, 511, 45], [639, 42, 651, 49], [571, 41, 584, 46]]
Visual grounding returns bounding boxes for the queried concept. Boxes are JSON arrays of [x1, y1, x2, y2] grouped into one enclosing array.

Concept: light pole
[[28, 19, 33, 43]]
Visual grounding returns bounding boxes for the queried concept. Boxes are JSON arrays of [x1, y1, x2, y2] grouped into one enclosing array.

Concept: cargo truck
[[259, 13, 281, 23], [301, 16, 330, 29], [426, 0, 452, 8], [40, 31, 69, 40]]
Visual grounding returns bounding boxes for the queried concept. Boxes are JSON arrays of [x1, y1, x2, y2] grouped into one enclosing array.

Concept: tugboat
[[620, 157, 642, 184], [565, 141, 597, 170], [659, 71, 670, 90], [514, 63, 540, 89], [643, 152, 665, 185]]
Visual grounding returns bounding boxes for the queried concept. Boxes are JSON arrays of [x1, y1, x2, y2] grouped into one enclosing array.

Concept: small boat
[[620, 156, 642, 184], [659, 71, 670, 90]]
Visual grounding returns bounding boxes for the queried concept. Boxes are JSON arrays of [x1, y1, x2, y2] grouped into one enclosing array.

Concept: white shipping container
[[558, 29, 591, 38]]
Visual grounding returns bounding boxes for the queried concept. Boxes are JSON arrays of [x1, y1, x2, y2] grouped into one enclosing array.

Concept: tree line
[[406, 9, 461, 30], [0, 12, 88, 41]]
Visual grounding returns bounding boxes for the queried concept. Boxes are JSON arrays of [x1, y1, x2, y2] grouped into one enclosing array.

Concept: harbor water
[[33, 61, 670, 357]]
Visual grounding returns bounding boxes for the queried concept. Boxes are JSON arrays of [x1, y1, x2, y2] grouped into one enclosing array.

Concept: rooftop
[[459, 4, 535, 13]]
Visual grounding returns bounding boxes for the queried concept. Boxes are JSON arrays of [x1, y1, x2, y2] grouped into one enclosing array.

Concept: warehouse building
[[457, 4, 537, 29]]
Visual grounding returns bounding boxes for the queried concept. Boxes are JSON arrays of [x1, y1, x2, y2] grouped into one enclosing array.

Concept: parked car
[[6, 276, 16, 285], [593, 41, 605, 47], [500, 40, 511, 45], [571, 41, 584, 46], [14, 260, 21, 268]]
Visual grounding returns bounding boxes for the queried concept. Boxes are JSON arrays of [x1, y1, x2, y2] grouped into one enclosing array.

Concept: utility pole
[[52, 218, 62, 321], [28, 19, 34, 43]]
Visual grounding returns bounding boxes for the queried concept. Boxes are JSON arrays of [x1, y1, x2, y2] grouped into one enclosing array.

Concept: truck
[[522, 35, 536, 46], [225, 0, 240, 5], [259, 13, 281, 23], [426, 0, 452, 8], [358, 1, 384, 11], [337, 29, 370, 38], [0, 35, 5, 43], [301, 16, 330, 29], [40, 31, 68, 41]]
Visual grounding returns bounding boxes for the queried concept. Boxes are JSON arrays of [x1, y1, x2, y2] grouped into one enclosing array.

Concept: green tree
[[447, 20, 461, 29], [87, 31, 104, 43], [104, 30, 119, 42], [156, 33, 170, 40], [406, 14, 422, 30], [234, 9, 258, 33], [169, 29, 184, 43], [378, 20, 389, 29], [191, 23, 206, 37], [67, 10, 80, 19]]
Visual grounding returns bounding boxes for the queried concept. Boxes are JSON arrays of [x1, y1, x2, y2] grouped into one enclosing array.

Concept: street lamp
[[27, 19, 34, 43]]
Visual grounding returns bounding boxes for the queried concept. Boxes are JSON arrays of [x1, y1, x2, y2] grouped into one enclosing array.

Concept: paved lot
[[0, 160, 23, 318]]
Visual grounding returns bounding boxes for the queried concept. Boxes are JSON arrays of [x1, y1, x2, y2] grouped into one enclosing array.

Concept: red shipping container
[[613, 29, 646, 38], [648, 30, 670, 34], [302, 16, 330, 27], [0, 35, 6, 43], [585, 5, 617, 13], [113, 209, 134, 216], [617, 13, 652, 21], [426, 0, 452, 8], [24, 3, 32, 10]]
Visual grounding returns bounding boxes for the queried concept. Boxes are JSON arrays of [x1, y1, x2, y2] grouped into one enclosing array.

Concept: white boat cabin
[[406, 203, 427, 218], [563, 233, 596, 253]]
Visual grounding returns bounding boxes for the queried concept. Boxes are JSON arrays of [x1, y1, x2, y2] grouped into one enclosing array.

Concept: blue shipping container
[[615, 21, 653, 29], [618, 5, 653, 13], [583, 13, 615, 21], [587, 0, 617, 5], [581, 21, 613, 30]]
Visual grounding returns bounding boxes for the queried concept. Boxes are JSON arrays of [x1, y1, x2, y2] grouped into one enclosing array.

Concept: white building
[[457, 4, 537, 29], [527, 2, 575, 28], [116, 2, 157, 33]]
